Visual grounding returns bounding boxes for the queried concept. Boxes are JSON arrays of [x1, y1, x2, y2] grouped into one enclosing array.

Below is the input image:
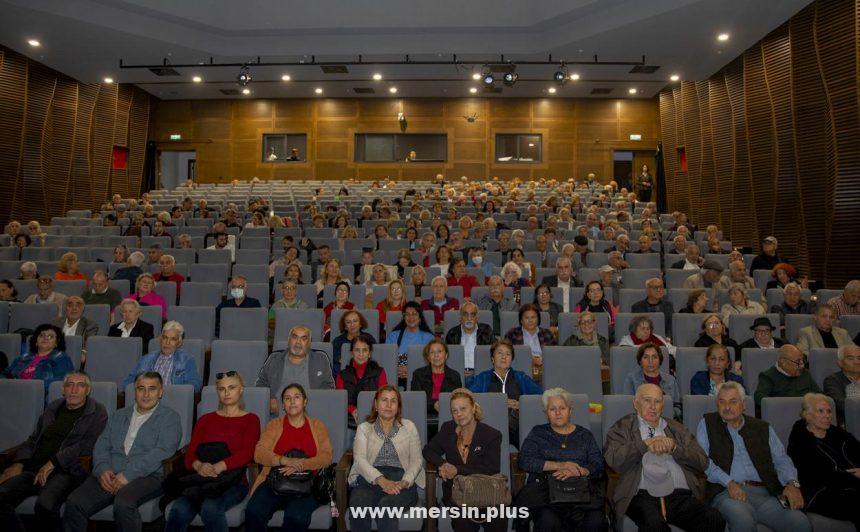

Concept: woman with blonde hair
[[55, 252, 88, 284], [124, 272, 168, 319], [376, 279, 406, 337], [314, 258, 350, 297]]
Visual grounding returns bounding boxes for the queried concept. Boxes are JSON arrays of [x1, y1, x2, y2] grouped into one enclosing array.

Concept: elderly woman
[[348, 385, 424, 532], [534, 283, 562, 329], [517, 388, 607, 532], [3, 323, 73, 395], [618, 315, 676, 356], [330, 310, 370, 379], [501, 261, 530, 305], [510, 248, 534, 284], [787, 393, 860, 530], [376, 279, 406, 337], [467, 340, 542, 447], [410, 339, 462, 415], [447, 257, 480, 299], [574, 281, 617, 326], [386, 301, 435, 388], [54, 252, 88, 284], [165, 372, 261, 532], [337, 333, 388, 428], [504, 304, 556, 378], [563, 311, 610, 366], [694, 314, 741, 367], [108, 299, 155, 355], [679, 288, 709, 314], [26, 220, 45, 245], [176, 233, 193, 250], [364, 263, 393, 301], [690, 344, 745, 395], [323, 281, 355, 339], [423, 388, 506, 532], [622, 342, 681, 418], [111, 245, 130, 265], [721, 283, 765, 324], [124, 272, 168, 320], [245, 383, 333, 532], [19, 261, 38, 280], [409, 265, 427, 300]]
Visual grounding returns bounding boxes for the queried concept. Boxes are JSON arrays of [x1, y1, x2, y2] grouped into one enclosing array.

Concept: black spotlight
[[503, 72, 518, 86], [553, 70, 567, 83], [483, 73, 495, 85], [237, 66, 252, 86]]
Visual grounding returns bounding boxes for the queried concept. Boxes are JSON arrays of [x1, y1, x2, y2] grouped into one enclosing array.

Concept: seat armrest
[[510, 452, 526, 496], [335, 450, 354, 532], [425, 463, 439, 532], [161, 447, 187, 476]]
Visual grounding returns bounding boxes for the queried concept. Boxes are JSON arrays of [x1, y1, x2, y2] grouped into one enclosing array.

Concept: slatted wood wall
[[0, 45, 153, 224], [659, 0, 860, 289]]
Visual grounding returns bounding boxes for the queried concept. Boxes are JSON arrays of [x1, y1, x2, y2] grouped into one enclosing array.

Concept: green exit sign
[[170, 134, 182, 140]]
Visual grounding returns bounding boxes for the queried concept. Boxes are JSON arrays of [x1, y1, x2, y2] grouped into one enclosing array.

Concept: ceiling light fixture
[[241, 88, 251, 95], [281, 74, 291, 81], [314, 87, 323, 94], [103, 77, 114, 84], [628, 88, 638, 94], [236, 65, 252, 86], [553, 63, 569, 85], [670, 74, 680, 81], [503, 71, 518, 87], [389, 86, 397, 94], [717, 33, 730, 41], [472, 73, 481, 80], [27, 39, 40, 47], [373, 73, 382, 81], [483, 73, 495, 85], [192, 76, 202, 83], [569, 73, 580, 81], [469, 87, 478, 94], [548, 87, 557, 94]]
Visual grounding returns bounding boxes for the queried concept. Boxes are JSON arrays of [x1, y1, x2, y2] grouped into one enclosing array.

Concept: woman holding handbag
[[516, 387, 607, 531], [423, 388, 507, 532], [348, 385, 425, 532], [164, 371, 260, 532], [245, 383, 333, 532]]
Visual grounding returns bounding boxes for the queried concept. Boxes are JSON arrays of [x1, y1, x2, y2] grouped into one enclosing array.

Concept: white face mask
[[230, 288, 245, 299], [472, 256, 483, 265]]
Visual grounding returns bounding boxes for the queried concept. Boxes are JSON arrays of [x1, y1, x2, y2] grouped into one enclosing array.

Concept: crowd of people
[[0, 174, 859, 532]]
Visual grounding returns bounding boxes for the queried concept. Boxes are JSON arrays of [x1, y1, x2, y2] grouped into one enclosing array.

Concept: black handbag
[[268, 449, 313, 496], [547, 476, 591, 504], [311, 463, 337, 504]]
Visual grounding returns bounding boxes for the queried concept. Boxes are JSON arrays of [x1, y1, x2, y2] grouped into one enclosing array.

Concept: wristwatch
[[787, 480, 801, 489]]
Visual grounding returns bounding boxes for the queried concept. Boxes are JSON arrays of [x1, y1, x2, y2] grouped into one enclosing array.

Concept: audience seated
[[215, 275, 261, 337], [501, 260, 530, 304], [533, 282, 563, 329], [738, 317, 785, 356], [823, 345, 860, 426], [786, 393, 860, 531], [410, 338, 462, 416], [562, 311, 610, 366], [605, 383, 724, 531], [376, 279, 406, 338], [765, 263, 804, 291], [322, 281, 354, 338], [54, 252, 88, 285], [3, 323, 73, 395], [678, 288, 709, 314], [475, 275, 517, 336], [52, 296, 99, 358], [19, 261, 39, 281], [108, 299, 155, 356], [749, 236, 782, 273], [337, 333, 388, 427], [420, 276, 459, 335], [718, 261, 756, 291], [618, 315, 676, 357], [121, 321, 202, 393], [505, 303, 556, 377], [754, 345, 820, 409], [623, 343, 681, 417], [206, 232, 235, 262], [124, 273, 167, 321], [446, 257, 479, 299], [0, 279, 18, 302], [386, 301, 435, 388], [348, 385, 424, 532], [770, 282, 813, 328], [24, 277, 67, 316], [683, 261, 723, 312], [444, 301, 494, 376], [82, 271, 122, 309], [632, 278, 674, 338], [63, 372, 182, 532], [696, 381, 811, 532], [0, 371, 108, 532], [574, 281, 617, 326], [827, 280, 860, 319], [795, 303, 855, 357], [671, 243, 704, 270], [691, 344, 745, 396], [721, 284, 765, 324], [112, 251, 145, 293], [152, 255, 184, 303]]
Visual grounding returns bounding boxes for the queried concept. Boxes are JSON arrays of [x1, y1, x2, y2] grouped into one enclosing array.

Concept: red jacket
[[447, 274, 480, 299], [420, 297, 460, 326]]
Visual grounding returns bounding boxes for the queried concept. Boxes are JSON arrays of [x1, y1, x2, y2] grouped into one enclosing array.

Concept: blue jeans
[[244, 483, 319, 532], [349, 466, 418, 532], [164, 483, 247, 532], [712, 485, 812, 532]]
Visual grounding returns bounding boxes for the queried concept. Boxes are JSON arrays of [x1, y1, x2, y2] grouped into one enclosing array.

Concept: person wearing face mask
[[467, 247, 494, 279], [215, 275, 261, 338]]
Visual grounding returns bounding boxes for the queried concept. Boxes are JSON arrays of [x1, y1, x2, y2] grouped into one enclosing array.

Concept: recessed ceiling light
[[717, 33, 730, 41], [281, 74, 291, 81], [389, 87, 397, 94], [103, 77, 114, 84], [472, 73, 481, 80], [27, 39, 41, 47], [569, 73, 580, 81], [192, 76, 202, 83], [670, 74, 680, 82], [548, 87, 557, 94], [314, 87, 323, 94], [241, 88, 251, 95], [469, 87, 478, 94], [372, 73, 382, 81], [628, 88, 637, 94]]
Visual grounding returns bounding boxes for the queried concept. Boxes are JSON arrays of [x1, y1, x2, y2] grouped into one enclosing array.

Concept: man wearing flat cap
[[683, 260, 723, 312], [750, 236, 781, 273]]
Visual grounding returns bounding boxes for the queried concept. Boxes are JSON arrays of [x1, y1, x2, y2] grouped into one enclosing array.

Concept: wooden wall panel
[[659, 0, 860, 288], [0, 45, 152, 224]]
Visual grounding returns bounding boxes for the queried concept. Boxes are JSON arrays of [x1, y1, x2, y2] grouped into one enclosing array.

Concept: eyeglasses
[[780, 357, 804, 367], [216, 370, 239, 379]]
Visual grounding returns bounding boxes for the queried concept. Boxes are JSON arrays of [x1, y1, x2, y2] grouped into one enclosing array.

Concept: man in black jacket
[[444, 301, 494, 377], [0, 371, 108, 532], [750, 236, 781, 273], [631, 278, 675, 338]]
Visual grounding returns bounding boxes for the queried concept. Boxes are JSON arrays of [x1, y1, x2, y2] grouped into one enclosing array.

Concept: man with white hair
[[112, 251, 145, 294], [23, 277, 67, 316], [827, 280, 860, 319], [120, 321, 201, 392], [823, 344, 860, 425], [444, 301, 494, 376], [475, 275, 517, 336], [542, 256, 581, 312], [718, 260, 755, 290], [671, 243, 704, 270], [696, 381, 811, 532], [52, 297, 99, 356], [605, 383, 723, 531], [19, 261, 38, 280], [152, 254, 184, 302], [82, 271, 122, 309], [420, 275, 459, 334]]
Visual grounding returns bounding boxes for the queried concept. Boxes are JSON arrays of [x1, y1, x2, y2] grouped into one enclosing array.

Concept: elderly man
[[542, 256, 581, 312], [754, 345, 820, 409], [827, 280, 860, 319], [632, 278, 675, 338], [670, 235, 688, 256], [769, 282, 813, 327], [214, 275, 261, 337], [112, 251, 145, 293], [24, 277, 67, 316], [420, 275, 460, 333], [63, 372, 181, 532], [52, 296, 99, 351], [795, 303, 855, 357], [108, 299, 154, 356], [636, 234, 654, 254], [0, 372, 108, 532], [608, 234, 631, 259], [81, 271, 122, 309], [605, 383, 724, 531], [718, 260, 755, 290], [152, 255, 184, 302], [696, 381, 811, 532], [19, 261, 38, 280], [671, 243, 704, 270], [738, 317, 785, 354], [475, 275, 517, 336], [205, 231, 235, 262], [823, 345, 860, 426], [445, 301, 494, 376], [256, 325, 334, 414], [121, 321, 201, 392], [683, 260, 723, 312], [750, 236, 781, 273]]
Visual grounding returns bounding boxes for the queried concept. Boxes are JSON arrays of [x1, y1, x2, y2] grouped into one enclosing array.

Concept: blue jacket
[[4, 350, 74, 395], [466, 369, 543, 395], [121, 348, 202, 392], [93, 403, 181, 481], [689, 370, 745, 396]]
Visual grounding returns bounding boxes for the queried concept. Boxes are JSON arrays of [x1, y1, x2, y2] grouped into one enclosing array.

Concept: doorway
[[613, 149, 655, 192], [158, 150, 196, 190]]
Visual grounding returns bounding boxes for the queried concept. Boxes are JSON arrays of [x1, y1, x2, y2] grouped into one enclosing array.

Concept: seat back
[[681, 394, 753, 434], [808, 348, 839, 390], [81, 304, 110, 336], [673, 313, 707, 347], [179, 282, 223, 307], [0, 380, 45, 451], [208, 340, 269, 385], [166, 306, 216, 349], [307, 389, 349, 460], [518, 394, 590, 448], [198, 386, 269, 432], [10, 303, 59, 332], [619, 289, 647, 313], [542, 346, 601, 403], [85, 336, 142, 386], [762, 396, 835, 446], [847, 398, 860, 440], [48, 381, 118, 414], [274, 308, 324, 344], [785, 314, 815, 345], [0, 333, 22, 361], [357, 390, 428, 444], [439, 392, 509, 478], [742, 348, 780, 400], [219, 307, 268, 341]]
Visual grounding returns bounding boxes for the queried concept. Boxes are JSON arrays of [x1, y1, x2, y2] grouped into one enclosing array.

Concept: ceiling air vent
[[148, 67, 180, 76], [353, 87, 375, 94], [220, 88, 241, 95], [321, 65, 349, 74], [590, 88, 612, 95], [629, 65, 660, 74]]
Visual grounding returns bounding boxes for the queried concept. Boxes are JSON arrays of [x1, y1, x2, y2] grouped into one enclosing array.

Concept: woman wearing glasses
[[165, 371, 261, 532]]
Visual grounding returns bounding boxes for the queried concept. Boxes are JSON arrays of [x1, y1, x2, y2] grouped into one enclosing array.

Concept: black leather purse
[[268, 449, 313, 496], [546, 476, 591, 504]]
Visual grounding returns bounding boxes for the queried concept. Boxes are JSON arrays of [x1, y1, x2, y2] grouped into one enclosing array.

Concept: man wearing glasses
[[753, 345, 820, 410]]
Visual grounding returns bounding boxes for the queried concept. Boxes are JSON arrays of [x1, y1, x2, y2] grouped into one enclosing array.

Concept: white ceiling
[[0, 0, 811, 99]]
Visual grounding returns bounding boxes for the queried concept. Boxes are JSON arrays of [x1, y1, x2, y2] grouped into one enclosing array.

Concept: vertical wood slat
[[0, 50, 26, 221]]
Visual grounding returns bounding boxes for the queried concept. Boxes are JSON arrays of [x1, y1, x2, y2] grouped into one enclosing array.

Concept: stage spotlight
[[237, 66, 252, 86], [503, 72, 518, 86], [483, 73, 495, 85]]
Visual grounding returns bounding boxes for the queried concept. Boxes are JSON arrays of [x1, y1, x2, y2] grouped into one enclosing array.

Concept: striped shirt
[[152, 354, 175, 385], [372, 420, 402, 469]]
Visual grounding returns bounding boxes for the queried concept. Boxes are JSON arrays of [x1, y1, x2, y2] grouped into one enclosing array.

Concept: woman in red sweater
[[165, 371, 260, 532], [336, 332, 388, 428], [446, 257, 480, 299]]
